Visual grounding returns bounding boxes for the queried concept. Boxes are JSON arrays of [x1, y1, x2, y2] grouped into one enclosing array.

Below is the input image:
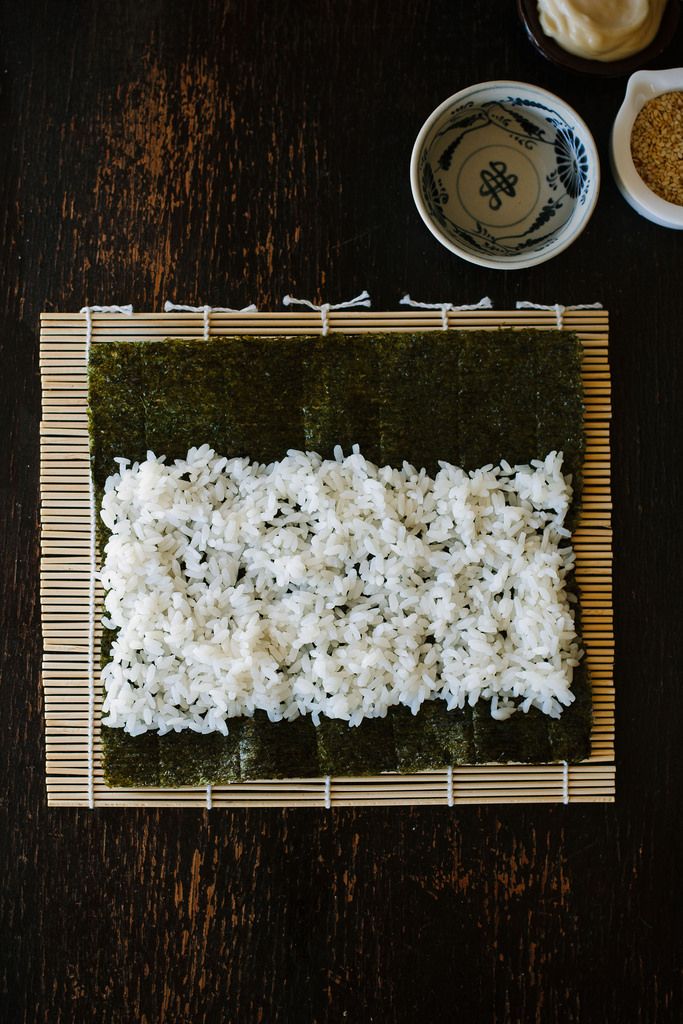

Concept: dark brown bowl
[[517, 0, 680, 77]]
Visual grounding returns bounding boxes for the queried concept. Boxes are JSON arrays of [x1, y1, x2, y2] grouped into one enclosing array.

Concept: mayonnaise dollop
[[537, 0, 667, 62]]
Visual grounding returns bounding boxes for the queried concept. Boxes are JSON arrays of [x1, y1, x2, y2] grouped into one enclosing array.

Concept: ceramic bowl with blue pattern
[[411, 81, 600, 269]]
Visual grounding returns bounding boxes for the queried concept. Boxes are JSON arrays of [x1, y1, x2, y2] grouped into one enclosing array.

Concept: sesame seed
[[630, 91, 683, 206]]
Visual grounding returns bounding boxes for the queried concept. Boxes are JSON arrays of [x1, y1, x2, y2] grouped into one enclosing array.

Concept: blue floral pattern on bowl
[[411, 83, 599, 269], [553, 125, 589, 200]]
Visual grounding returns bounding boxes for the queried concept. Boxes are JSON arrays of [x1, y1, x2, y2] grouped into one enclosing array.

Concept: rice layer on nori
[[88, 331, 590, 785]]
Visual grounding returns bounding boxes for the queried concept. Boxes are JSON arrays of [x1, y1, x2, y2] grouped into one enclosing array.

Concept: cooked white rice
[[99, 445, 580, 736]]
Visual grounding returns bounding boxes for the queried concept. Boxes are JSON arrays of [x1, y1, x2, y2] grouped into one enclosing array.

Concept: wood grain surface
[[1, 1, 682, 1021]]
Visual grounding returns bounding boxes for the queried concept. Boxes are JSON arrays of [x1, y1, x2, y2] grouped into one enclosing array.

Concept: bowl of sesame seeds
[[610, 67, 683, 229]]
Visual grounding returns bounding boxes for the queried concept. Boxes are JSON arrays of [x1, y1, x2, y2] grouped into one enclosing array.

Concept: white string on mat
[[80, 303, 134, 810], [282, 290, 371, 335], [400, 294, 493, 331], [80, 304, 133, 364], [324, 775, 332, 810], [163, 301, 258, 340], [562, 761, 570, 805], [515, 300, 603, 331], [206, 784, 213, 810], [446, 766, 454, 808]]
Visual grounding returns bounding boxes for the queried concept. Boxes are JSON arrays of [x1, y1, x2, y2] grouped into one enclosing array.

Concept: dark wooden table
[[2, 2, 682, 1021]]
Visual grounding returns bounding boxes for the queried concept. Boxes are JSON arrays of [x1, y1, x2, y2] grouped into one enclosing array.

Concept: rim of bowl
[[516, 0, 680, 78], [611, 68, 683, 228], [410, 80, 601, 270]]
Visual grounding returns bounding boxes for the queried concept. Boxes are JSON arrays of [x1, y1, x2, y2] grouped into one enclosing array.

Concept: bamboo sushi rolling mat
[[39, 308, 613, 808]]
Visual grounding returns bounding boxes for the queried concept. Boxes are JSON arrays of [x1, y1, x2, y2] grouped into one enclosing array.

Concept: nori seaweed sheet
[[393, 703, 474, 772], [238, 715, 319, 780], [303, 335, 382, 461], [89, 330, 590, 786], [317, 716, 397, 776], [158, 729, 242, 787], [378, 334, 461, 474]]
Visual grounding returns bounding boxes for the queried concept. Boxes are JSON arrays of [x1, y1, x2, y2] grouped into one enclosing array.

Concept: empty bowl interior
[[416, 85, 596, 266]]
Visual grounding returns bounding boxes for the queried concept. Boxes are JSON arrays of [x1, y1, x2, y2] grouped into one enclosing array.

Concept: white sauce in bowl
[[537, 0, 667, 61]]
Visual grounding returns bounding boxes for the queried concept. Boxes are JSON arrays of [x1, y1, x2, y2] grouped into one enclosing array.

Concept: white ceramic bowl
[[610, 68, 683, 229], [410, 80, 600, 270]]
